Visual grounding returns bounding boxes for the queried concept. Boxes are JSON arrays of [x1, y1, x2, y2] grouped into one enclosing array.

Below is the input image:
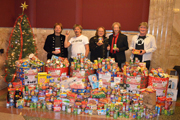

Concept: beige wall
[[0, 0, 180, 89]]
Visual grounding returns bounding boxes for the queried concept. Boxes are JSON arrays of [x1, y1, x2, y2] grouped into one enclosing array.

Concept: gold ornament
[[20, 2, 28, 12], [11, 52, 15, 56]]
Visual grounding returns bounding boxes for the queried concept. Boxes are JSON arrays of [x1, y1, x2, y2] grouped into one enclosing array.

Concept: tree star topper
[[20, 1, 28, 12]]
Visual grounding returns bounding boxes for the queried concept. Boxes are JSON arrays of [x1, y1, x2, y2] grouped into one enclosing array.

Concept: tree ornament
[[11, 52, 15, 56]]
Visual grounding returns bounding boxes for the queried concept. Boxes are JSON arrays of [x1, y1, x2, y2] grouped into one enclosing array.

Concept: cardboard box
[[38, 72, 47, 85], [166, 89, 178, 101], [168, 75, 178, 89], [24, 68, 38, 85], [142, 89, 156, 110], [97, 72, 111, 87], [88, 74, 99, 89], [166, 69, 178, 76]]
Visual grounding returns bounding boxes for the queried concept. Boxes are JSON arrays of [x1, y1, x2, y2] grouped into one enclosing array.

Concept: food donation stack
[[5, 54, 176, 119]]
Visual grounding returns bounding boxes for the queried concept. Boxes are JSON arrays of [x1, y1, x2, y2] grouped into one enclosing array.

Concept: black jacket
[[109, 33, 129, 63], [43, 33, 68, 59], [89, 36, 109, 62]]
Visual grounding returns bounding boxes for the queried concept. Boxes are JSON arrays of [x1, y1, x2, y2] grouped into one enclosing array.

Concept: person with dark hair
[[109, 22, 129, 69], [89, 27, 110, 62], [44, 23, 68, 59]]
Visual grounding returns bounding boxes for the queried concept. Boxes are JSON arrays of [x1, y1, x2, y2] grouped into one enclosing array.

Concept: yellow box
[[38, 72, 47, 84]]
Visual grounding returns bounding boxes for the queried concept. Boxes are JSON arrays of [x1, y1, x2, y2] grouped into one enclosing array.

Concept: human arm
[[145, 36, 157, 53], [89, 37, 99, 51], [43, 35, 51, 53], [129, 36, 136, 54], [64, 31, 71, 48], [85, 44, 89, 58], [116, 35, 129, 52]]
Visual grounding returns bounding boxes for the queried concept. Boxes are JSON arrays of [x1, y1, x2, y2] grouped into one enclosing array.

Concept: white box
[[168, 75, 178, 89], [166, 88, 178, 101]]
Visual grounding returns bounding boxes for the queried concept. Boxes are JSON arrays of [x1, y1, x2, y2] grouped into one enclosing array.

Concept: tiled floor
[[0, 87, 180, 120]]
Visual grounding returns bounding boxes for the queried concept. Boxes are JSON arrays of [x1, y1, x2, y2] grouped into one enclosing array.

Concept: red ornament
[[11, 45, 14, 48]]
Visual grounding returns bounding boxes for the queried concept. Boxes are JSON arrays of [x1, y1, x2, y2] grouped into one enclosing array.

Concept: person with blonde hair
[[109, 22, 129, 69], [89, 26, 109, 62], [64, 24, 89, 62], [130, 22, 157, 69], [44, 23, 68, 59]]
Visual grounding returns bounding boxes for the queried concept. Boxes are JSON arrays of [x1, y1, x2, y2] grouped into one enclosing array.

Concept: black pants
[[68, 58, 74, 75], [144, 60, 151, 70]]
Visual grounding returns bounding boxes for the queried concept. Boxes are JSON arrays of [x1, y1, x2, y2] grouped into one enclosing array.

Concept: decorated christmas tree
[[4, 2, 37, 82]]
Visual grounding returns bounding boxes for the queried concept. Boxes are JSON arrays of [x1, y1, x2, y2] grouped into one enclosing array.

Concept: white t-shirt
[[69, 35, 89, 58]]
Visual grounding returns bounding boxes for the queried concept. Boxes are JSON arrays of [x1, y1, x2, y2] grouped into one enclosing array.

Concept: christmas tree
[[4, 2, 37, 82]]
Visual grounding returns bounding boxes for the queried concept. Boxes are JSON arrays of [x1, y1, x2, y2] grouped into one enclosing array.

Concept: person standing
[[64, 24, 89, 63], [130, 22, 157, 70], [44, 23, 68, 59], [89, 27, 110, 62], [109, 22, 129, 69]]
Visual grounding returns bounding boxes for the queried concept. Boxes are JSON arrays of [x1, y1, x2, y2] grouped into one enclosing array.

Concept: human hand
[[97, 42, 103, 46], [65, 31, 70, 37], [52, 50, 61, 54], [139, 50, 146, 55], [113, 47, 119, 51]]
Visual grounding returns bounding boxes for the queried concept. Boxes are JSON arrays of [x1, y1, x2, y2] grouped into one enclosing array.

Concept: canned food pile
[[15, 53, 44, 68], [46, 55, 69, 68], [71, 53, 120, 72], [6, 80, 175, 119], [6, 54, 175, 119]]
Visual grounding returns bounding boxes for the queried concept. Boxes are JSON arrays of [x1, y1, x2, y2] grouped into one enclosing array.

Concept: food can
[[77, 108, 81, 115], [106, 110, 110, 118], [110, 110, 114, 117], [85, 109, 89, 115], [37, 102, 41, 109], [137, 112, 141, 119], [113, 111, 118, 119], [30, 102, 33, 108], [41, 101, 46, 109], [132, 112, 136, 119], [119, 111, 123, 118], [88, 109, 93, 115], [74, 108, 77, 114], [62, 105, 66, 111], [33, 102, 37, 108], [165, 98, 172, 110], [47, 102, 52, 111]]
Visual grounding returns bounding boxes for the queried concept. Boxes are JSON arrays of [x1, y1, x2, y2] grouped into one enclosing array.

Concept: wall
[[148, 0, 180, 70], [0, 0, 180, 90], [0, 0, 150, 30]]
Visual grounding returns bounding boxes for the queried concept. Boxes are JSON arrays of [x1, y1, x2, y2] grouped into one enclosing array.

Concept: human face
[[97, 28, 104, 37], [113, 24, 120, 35], [74, 27, 81, 37], [54, 25, 62, 34], [139, 25, 147, 36]]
